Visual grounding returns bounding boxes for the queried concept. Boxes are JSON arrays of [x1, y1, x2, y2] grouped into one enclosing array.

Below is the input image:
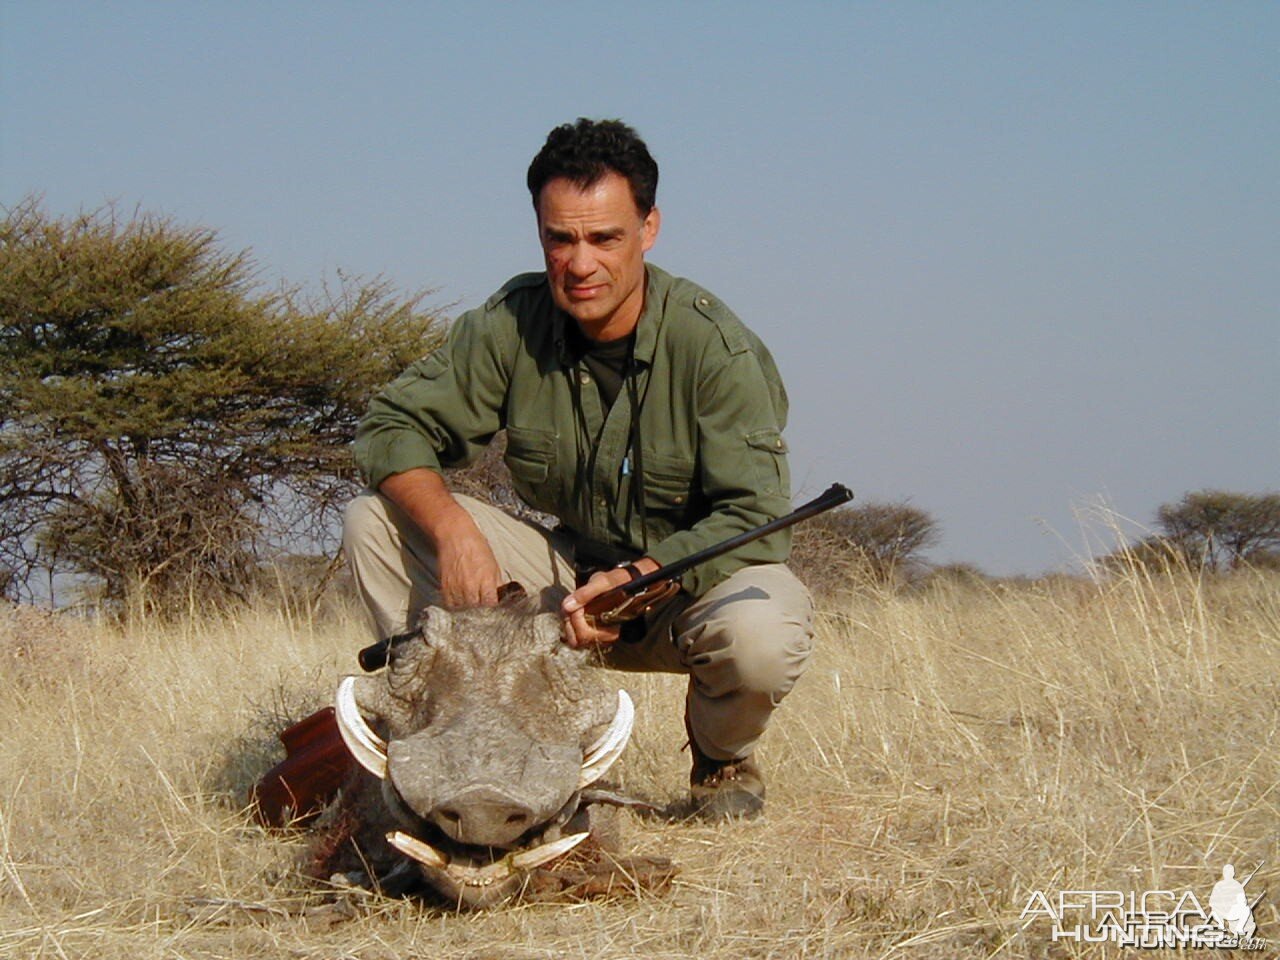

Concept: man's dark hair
[[527, 118, 659, 215]]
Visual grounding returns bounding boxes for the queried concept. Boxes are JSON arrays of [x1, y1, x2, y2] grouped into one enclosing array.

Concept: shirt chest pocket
[[640, 451, 696, 517], [504, 426, 557, 511]]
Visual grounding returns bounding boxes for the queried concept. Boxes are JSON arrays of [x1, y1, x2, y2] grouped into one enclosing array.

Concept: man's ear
[[641, 206, 661, 253]]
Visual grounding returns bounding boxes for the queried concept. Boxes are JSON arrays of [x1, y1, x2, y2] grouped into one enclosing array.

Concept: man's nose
[[567, 244, 597, 278]]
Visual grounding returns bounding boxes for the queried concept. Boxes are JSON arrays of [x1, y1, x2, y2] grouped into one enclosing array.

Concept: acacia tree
[[791, 499, 940, 590], [0, 198, 444, 608], [1154, 489, 1280, 572], [1096, 489, 1280, 575]]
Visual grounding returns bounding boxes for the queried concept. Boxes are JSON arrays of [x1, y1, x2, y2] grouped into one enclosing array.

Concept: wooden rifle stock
[[247, 707, 354, 827]]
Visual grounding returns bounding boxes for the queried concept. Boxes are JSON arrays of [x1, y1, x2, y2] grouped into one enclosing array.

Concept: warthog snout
[[432, 787, 535, 847]]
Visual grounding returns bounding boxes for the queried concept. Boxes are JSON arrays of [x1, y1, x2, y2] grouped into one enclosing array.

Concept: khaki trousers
[[342, 491, 815, 761]]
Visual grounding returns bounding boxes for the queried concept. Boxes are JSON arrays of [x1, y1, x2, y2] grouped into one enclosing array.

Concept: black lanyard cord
[[624, 340, 649, 553]]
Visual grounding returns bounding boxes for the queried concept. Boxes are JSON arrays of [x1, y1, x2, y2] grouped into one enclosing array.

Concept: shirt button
[[674, 495, 685, 504], [579, 371, 592, 385], [697, 297, 710, 307]]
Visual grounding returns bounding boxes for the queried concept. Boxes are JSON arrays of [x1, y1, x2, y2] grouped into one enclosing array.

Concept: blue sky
[[3, 1, 1276, 574]]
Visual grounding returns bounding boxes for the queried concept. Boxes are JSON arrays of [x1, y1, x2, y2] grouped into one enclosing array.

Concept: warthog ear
[[417, 606, 453, 642], [388, 613, 440, 695], [532, 612, 563, 650]]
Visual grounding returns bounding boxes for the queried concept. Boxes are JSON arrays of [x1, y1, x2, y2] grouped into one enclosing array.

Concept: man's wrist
[[430, 503, 483, 542], [615, 562, 644, 582], [615, 556, 661, 580]]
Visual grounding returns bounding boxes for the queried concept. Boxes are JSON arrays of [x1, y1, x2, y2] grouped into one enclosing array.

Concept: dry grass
[[1, 564, 1276, 959]]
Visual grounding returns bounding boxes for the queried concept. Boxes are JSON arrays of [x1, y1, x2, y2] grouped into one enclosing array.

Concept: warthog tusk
[[509, 831, 590, 870], [579, 689, 634, 789], [386, 830, 589, 888], [386, 830, 448, 868], [335, 676, 388, 779]]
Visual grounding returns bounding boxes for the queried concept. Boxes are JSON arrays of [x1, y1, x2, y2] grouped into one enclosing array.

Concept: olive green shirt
[[354, 264, 792, 598]]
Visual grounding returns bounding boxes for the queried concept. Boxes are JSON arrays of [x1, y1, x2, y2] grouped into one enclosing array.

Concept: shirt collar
[[552, 265, 666, 368]]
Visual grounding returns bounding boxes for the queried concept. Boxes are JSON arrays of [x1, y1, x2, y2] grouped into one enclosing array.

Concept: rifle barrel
[[619, 483, 853, 596]]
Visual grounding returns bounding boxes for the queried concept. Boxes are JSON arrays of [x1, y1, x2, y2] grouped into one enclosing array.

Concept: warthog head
[[334, 603, 633, 907]]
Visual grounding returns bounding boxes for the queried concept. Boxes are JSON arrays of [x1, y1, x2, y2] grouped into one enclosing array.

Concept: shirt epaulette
[[690, 287, 751, 356], [485, 272, 546, 311]]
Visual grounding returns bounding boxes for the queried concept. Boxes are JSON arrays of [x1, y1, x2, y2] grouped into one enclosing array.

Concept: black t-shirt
[[564, 323, 634, 411]]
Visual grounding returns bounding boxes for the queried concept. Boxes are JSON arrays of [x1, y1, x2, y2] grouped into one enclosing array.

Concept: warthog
[[320, 600, 668, 908]]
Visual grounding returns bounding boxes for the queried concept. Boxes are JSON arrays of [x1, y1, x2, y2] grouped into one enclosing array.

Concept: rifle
[[582, 482, 853, 627], [357, 483, 852, 669]]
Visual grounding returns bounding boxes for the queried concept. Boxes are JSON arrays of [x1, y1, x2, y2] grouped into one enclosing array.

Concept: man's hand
[[560, 557, 660, 649], [434, 516, 504, 608], [379, 467, 503, 608]]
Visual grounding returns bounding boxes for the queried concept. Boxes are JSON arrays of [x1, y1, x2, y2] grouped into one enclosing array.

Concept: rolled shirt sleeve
[[354, 311, 512, 491]]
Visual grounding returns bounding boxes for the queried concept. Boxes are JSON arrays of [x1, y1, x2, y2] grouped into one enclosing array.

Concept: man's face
[[536, 171, 660, 341]]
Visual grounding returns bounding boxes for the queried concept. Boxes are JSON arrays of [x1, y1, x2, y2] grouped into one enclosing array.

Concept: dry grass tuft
[[1, 565, 1276, 958]]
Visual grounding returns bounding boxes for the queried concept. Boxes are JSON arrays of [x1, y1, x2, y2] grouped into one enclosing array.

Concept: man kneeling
[[344, 118, 814, 820]]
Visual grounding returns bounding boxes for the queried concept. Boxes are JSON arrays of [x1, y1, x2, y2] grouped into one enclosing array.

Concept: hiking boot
[[688, 733, 766, 821]]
